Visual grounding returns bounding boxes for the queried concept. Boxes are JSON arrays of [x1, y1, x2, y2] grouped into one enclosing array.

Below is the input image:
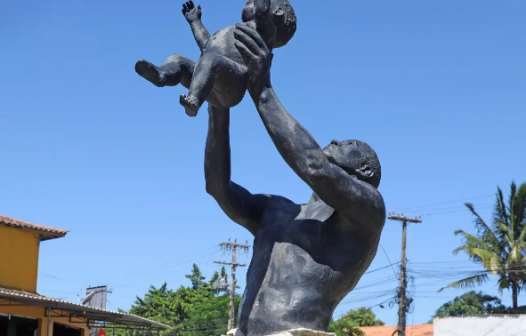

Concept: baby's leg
[[135, 54, 195, 88], [180, 53, 247, 117]]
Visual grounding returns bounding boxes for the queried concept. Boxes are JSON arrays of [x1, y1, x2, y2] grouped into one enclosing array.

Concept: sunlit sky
[[2, 0, 525, 326]]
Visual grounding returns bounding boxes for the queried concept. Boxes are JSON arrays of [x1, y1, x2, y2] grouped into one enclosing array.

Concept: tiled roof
[[0, 214, 68, 241], [0, 287, 170, 329], [359, 324, 433, 336]]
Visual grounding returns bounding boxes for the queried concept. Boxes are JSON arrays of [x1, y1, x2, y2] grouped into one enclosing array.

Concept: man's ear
[[356, 164, 374, 179]]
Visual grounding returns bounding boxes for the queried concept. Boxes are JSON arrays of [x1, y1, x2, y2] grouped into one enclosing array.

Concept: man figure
[[204, 24, 386, 336]]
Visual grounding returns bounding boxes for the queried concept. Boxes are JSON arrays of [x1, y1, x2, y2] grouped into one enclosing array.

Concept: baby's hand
[[182, 1, 202, 23]]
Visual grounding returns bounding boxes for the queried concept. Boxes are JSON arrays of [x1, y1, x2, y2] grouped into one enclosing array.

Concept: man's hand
[[182, 1, 202, 23], [233, 23, 273, 100]]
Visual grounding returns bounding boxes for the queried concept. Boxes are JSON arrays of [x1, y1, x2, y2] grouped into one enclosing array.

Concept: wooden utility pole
[[388, 212, 422, 336], [214, 239, 250, 331]]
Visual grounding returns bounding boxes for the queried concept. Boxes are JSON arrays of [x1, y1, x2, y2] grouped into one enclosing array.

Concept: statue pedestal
[[225, 328, 336, 336]]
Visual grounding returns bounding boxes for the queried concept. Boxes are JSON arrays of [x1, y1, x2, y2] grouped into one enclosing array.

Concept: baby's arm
[[182, 1, 210, 52], [254, 0, 276, 48]]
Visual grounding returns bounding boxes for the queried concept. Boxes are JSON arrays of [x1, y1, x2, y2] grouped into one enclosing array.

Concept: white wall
[[434, 315, 526, 336]]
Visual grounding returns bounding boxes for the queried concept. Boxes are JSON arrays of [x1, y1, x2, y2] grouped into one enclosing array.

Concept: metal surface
[[0, 287, 169, 330], [84, 286, 109, 310]]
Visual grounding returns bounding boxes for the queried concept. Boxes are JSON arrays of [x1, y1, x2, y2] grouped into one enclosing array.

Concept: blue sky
[[1, 0, 525, 327]]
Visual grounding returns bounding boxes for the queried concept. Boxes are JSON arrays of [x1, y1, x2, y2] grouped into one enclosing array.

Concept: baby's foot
[[135, 60, 167, 87], [180, 94, 199, 117]]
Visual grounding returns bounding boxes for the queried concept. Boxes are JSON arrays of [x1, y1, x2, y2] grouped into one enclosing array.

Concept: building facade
[[434, 315, 526, 336], [0, 214, 168, 336]]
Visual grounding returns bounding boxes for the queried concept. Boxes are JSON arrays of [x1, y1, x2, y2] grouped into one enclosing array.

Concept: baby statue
[[135, 0, 296, 116]]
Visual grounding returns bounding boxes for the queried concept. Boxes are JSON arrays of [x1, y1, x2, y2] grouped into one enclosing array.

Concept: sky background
[[1, 0, 526, 327]]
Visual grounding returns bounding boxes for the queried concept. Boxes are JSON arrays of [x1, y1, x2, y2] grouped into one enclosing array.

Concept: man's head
[[323, 140, 382, 188], [242, 0, 297, 48]]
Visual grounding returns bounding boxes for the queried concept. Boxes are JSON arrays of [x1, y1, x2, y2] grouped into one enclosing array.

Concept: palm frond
[[509, 241, 524, 264], [498, 274, 510, 294], [494, 220, 512, 255], [462, 247, 501, 274], [512, 183, 526, 235], [454, 230, 495, 251], [496, 187, 510, 226], [438, 273, 489, 292], [513, 228, 526, 264], [465, 203, 499, 244]]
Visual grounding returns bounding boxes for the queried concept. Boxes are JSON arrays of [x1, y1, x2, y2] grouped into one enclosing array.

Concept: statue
[[135, 4, 386, 336], [135, 0, 296, 116]]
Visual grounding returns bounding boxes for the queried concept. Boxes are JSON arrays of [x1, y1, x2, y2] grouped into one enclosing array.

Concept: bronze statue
[[135, 4, 386, 336]]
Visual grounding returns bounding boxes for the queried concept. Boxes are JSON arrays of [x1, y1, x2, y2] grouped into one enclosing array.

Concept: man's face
[[323, 139, 363, 175]]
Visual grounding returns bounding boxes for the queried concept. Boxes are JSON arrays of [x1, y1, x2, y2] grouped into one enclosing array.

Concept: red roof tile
[[0, 214, 68, 241], [359, 324, 433, 336]]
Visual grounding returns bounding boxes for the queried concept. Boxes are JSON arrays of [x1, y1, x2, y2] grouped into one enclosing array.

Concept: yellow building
[[0, 214, 169, 336]]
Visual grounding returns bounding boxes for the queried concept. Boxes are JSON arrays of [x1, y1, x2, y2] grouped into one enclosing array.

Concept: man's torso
[[237, 197, 383, 336]]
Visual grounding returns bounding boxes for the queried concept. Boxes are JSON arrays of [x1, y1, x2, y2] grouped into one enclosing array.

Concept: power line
[[404, 203, 493, 215], [397, 194, 494, 211], [123, 245, 219, 278], [378, 244, 399, 277]]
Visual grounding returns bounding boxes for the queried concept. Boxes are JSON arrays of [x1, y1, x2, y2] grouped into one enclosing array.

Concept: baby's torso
[[204, 22, 270, 61], [204, 25, 245, 64]]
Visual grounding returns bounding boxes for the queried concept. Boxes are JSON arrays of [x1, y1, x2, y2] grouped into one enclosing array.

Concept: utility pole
[[214, 239, 250, 331], [388, 212, 422, 336]]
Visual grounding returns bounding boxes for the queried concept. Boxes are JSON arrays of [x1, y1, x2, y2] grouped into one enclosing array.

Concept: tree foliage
[[440, 182, 526, 309], [329, 307, 384, 336], [431, 291, 506, 321], [109, 264, 237, 336]]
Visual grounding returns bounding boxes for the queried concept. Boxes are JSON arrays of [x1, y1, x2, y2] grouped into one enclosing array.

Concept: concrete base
[[225, 328, 336, 336]]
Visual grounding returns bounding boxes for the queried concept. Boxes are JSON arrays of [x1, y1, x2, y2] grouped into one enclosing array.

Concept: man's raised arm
[[233, 24, 384, 220], [204, 104, 270, 235]]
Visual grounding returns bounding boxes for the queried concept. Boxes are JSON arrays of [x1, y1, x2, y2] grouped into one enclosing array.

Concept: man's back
[[237, 197, 383, 336]]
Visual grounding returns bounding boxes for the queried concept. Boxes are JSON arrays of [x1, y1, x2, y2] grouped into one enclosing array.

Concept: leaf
[[438, 273, 489, 292], [454, 230, 493, 251], [465, 203, 499, 244]]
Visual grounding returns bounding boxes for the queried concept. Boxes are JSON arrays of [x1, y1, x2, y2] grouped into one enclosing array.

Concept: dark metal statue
[[203, 24, 386, 336], [135, 3, 385, 336], [135, 0, 296, 116]]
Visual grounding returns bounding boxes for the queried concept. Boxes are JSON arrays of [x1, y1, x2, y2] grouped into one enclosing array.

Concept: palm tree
[[439, 182, 526, 309]]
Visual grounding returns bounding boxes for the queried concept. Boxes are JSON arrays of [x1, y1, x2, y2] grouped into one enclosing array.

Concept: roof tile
[[0, 214, 68, 240], [359, 324, 433, 336]]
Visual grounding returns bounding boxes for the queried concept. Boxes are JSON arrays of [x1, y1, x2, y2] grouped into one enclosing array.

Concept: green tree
[[431, 291, 506, 321], [439, 182, 526, 309], [329, 307, 384, 336], [186, 264, 206, 290], [123, 265, 240, 336]]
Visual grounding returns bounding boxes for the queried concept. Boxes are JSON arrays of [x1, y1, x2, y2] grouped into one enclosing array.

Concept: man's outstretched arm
[[182, 1, 210, 52], [233, 24, 384, 221], [205, 104, 271, 235]]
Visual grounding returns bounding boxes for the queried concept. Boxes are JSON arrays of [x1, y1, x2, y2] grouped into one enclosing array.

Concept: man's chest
[[256, 215, 370, 265]]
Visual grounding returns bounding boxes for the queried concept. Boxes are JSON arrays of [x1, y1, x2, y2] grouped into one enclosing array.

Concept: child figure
[[135, 0, 296, 116]]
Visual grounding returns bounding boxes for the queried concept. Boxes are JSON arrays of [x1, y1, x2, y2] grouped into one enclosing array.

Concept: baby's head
[[242, 0, 297, 48]]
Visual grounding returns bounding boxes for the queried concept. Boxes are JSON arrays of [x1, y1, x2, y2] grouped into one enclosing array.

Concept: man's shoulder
[[355, 181, 385, 209], [341, 183, 386, 226], [259, 194, 296, 206], [255, 194, 297, 212]]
